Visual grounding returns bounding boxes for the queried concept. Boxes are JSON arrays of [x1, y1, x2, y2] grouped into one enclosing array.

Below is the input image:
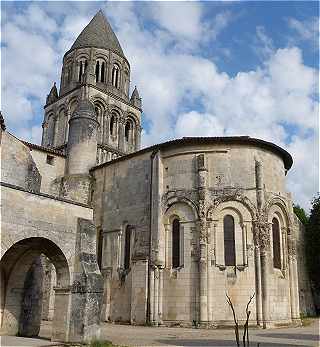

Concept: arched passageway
[[0, 237, 70, 340]]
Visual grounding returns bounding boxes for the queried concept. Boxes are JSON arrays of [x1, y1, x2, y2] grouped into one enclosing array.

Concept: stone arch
[[68, 97, 78, 116], [265, 198, 290, 271], [161, 200, 198, 323], [0, 237, 70, 340], [123, 69, 130, 96], [163, 196, 199, 221], [75, 53, 89, 82], [92, 99, 106, 144], [63, 58, 73, 86], [163, 199, 198, 268], [109, 109, 121, 141], [124, 116, 136, 150], [111, 62, 121, 88], [265, 197, 291, 229], [94, 56, 107, 83], [207, 195, 256, 221], [45, 112, 55, 147], [127, 112, 139, 126], [54, 107, 67, 147]]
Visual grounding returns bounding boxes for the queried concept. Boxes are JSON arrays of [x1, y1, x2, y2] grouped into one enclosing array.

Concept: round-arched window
[[272, 217, 281, 269], [112, 64, 120, 88], [224, 215, 235, 266]]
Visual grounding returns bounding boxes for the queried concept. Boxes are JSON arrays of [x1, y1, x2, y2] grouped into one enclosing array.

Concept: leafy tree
[[293, 204, 309, 225], [305, 194, 320, 311]]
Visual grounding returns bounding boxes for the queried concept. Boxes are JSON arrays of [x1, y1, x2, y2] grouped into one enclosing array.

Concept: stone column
[[254, 160, 267, 327], [104, 110, 109, 145], [135, 125, 141, 151], [288, 233, 300, 324], [259, 222, 271, 329], [196, 154, 209, 326], [101, 268, 112, 322], [153, 267, 159, 325], [206, 240, 212, 324], [255, 161, 264, 211], [118, 119, 125, 152], [158, 267, 164, 325], [199, 238, 208, 324], [254, 244, 263, 325], [149, 267, 155, 323]]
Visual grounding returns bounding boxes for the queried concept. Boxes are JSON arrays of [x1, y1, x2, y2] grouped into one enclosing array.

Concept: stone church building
[[0, 10, 315, 342]]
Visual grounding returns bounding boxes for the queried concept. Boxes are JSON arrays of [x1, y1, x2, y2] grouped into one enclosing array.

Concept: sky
[[1, 1, 319, 211]]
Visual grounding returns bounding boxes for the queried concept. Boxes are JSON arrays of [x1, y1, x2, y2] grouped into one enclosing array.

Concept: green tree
[[293, 204, 309, 225], [305, 194, 320, 310]]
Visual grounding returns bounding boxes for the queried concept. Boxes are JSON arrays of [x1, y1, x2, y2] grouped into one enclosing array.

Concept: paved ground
[[100, 320, 319, 347], [0, 319, 319, 347]]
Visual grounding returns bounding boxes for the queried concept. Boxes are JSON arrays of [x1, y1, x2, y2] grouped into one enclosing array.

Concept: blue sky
[[1, 1, 319, 210]]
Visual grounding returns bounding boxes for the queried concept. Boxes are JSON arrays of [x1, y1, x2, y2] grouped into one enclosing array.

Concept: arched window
[[125, 121, 131, 142], [272, 218, 281, 269], [110, 115, 115, 135], [101, 62, 105, 83], [95, 61, 100, 82], [224, 215, 236, 266], [67, 65, 72, 83], [78, 59, 88, 82], [172, 219, 180, 268], [112, 64, 120, 88], [124, 226, 131, 270]]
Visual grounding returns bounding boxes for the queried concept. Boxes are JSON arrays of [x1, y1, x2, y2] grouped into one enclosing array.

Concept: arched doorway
[[0, 237, 70, 340]]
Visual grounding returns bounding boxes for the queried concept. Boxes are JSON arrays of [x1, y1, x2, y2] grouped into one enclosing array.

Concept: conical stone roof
[[68, 10, 124, 57], [130, 86, 140, 101]]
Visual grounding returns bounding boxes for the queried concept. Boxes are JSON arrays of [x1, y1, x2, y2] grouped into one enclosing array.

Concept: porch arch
[[0, 237, 70, 340]]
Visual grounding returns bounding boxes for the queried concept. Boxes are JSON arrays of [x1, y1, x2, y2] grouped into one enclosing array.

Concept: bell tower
[[41, 10, 142, 165]]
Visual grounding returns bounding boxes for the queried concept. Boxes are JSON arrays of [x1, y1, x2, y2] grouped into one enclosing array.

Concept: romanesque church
[[0, 10, 315, 343]]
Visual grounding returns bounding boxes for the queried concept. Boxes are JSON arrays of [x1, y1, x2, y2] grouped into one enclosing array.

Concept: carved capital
[[253, 215, 271, 250], [287, 237, 297, 259]]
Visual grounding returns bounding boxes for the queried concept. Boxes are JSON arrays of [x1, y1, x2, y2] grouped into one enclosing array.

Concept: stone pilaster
[[196, 154, 210, 326], [287, 231, 301, 324], [68, 218, 103, 343], [118, 119, 125, 152], [254, 216, 271, 328]]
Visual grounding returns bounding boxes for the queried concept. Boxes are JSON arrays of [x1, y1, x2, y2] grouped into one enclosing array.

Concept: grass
[[89, 340, 128, 347], [300, 313, 319, 327]]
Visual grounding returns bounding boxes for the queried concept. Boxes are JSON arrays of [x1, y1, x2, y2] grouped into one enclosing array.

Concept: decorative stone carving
[[253, 214, 271, 250], [287, 237, 297, 259], [161, 189, 199, 216], [207, 189, 256, 222]]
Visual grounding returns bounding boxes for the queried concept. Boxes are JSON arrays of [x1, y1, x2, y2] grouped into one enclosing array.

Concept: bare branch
[[226, 293, 240, 347], [243, 293, 255, 347]]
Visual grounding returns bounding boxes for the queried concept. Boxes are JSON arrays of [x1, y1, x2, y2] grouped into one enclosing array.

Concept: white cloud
[[288, 16, 319, 42], [149, 2, 203, 41], [175, 111, 225, 138], [1, 2, 318, 211], [255, 26, 275, 59]]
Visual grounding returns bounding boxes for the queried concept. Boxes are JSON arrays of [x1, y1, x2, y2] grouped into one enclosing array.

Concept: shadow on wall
[[156, 340, 310, 347]]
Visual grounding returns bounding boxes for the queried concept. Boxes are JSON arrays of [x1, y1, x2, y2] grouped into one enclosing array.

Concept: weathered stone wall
[[1, 185, 93, 281], [1, 132, 41, 192], [92, 151, 151, 324], [294, 215, 316, 316], [92, 140, 309, 327], [29, 149, 65, 195], [0, 184, 94, 340]]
